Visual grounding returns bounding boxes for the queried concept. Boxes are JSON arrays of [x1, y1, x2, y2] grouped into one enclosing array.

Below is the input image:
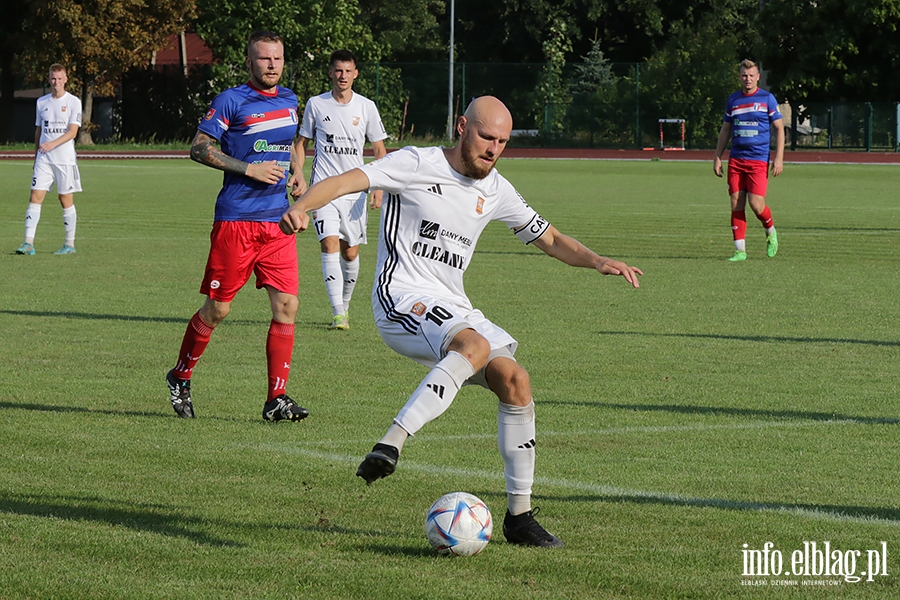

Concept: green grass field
[[1, 157, 898, 599]]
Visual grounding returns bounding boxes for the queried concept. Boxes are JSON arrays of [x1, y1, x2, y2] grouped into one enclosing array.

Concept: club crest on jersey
[[352, 116, 360, 126], [61, 106, 67, 112], [475, 196, 485, 215], [411, 302, 427, 316], [419, 220, 439, 240], [204, 108, 216, 121]]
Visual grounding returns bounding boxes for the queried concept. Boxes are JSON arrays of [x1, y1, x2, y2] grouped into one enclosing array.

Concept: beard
[[458, 137, 496, 179]]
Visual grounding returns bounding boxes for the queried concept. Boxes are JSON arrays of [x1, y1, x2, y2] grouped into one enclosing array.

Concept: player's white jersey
[[361, 146, 550, 333], [300, 91, 387, 185], [35, 91, 82, 165]]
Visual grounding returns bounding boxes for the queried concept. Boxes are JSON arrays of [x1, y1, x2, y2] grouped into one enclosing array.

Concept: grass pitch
[[1, 157, 898, 599]]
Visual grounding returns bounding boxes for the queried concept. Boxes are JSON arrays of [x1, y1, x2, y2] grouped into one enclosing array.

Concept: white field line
[[239, 419, 900, 528]]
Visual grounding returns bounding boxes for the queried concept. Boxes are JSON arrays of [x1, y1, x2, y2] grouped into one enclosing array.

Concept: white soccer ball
[[424, 492, 492, 556]]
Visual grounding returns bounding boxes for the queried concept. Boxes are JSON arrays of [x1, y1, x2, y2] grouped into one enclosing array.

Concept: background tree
[[195, 0, 378, 102], [22, 0, 198, 145], [757, 0, 900, 107], [358, 0, 446, 61], [636, 0, 757, 148]]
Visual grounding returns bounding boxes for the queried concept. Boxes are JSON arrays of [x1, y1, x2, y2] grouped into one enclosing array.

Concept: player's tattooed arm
[[190, 129, 286, 185], [190, 130, 249, 176]]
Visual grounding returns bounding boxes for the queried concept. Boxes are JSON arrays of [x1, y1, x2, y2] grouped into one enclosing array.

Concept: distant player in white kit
[[289, 49, 387, 330], [281, 96, 643, 548], [15, 64, 82, 256]]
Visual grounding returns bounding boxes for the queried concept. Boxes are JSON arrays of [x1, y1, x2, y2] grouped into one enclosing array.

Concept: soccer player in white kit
[[289, 49, 387, 330], [281, 96, 643, 548], [15, 64, 82, 256]]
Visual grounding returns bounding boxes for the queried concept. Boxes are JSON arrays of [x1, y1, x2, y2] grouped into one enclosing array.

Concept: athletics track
[[1, 148, 898, 164]]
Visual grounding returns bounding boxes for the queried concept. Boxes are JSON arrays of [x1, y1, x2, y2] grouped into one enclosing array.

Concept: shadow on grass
[[0, 309, 325, 329], [540, 399, 899, 426], [0, 492, 242, 547], [596, 329, 900, 348], [0, 400, 253, 422], [556, 492, 900, 525]]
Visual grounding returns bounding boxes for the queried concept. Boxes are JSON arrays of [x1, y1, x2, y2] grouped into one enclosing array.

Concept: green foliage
[[358, 0, 446, 60], [567, 40, 621, 146], [195, 0, 379, 101], [2, 158, 900, 598], [533, 17, 573, 134], [16, 0, 198, 144], [758, 0, 900, 105], [353, 64, 406, 141]]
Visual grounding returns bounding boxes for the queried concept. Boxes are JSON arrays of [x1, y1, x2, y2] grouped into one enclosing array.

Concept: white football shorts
[[374, 293, 519, 389], [32, 159, 82, 194], [311, 193, 368, 245]]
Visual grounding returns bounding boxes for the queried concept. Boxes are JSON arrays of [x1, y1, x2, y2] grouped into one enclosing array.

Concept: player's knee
[[274, 294, 299, 320], [201, 301, 230, 326], [449, 332, 491, 371], [488, 361, 531, 406]]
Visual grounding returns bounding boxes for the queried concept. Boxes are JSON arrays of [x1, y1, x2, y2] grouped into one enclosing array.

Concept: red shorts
[[200, 221, 298, 301], [727, 158, 769, 196]]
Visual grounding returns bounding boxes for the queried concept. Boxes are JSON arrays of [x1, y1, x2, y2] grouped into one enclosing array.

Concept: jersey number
[[424, 305, 454, 326], [314, 220, 325, 236]]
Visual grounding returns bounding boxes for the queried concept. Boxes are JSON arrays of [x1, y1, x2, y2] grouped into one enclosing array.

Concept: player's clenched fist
[[279, 209, 309, 235]]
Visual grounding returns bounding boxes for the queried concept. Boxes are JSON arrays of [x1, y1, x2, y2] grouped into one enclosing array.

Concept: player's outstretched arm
[[532, 225, 642, 288], [280, 168, 371, 235], [190, 130, 285, 184]]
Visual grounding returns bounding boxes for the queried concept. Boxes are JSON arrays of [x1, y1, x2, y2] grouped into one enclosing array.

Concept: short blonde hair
[[739, 59, 758, 71]]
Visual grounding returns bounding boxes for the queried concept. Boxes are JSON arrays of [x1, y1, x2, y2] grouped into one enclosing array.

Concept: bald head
[[446, 96, 513, 179], [463, 96, 513, 135]]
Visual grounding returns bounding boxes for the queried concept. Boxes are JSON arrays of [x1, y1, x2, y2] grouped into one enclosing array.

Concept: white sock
[[321, 252, 344, 315], [379, 423, 410, 453], [24, 202, 42, 244], [340, 256, 359, 314], [394, 351, 475, 435], [498, 400, 536, 514], [62, 205, 77, 246], [734, 239, 746, 252], [765, 226, 775, 236]]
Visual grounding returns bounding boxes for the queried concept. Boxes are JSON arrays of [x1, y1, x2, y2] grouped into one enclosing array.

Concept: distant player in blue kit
[[713, 59, 784, 261], [165, 31, 309, 423]]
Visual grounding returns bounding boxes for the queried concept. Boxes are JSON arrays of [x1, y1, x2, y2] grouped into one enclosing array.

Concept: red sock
[[757, 206, 774, 229], [266, 320, 295, 401], [731, 211, 747, 242], [173, 312, 215, 379]]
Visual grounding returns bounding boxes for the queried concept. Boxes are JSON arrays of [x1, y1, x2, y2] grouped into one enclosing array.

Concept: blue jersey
[[723, 88, 782, 162], [198, 82, 299, 222]]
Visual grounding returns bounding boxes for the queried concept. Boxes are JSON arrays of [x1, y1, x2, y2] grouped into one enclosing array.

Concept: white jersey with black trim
[[361, 146, 550, 332], [300, 91, 387, 190], [35, 91, 82, 165]]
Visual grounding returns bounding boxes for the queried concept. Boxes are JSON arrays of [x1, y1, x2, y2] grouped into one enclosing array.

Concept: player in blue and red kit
[[166, 31, 309, 422], [714, 59, 784, 261]]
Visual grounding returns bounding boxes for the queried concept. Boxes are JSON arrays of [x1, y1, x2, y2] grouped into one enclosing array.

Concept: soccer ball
[[424, 492, 492, 556]]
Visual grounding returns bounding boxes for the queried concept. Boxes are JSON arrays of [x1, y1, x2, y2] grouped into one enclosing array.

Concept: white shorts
[[374, 292, 519, 389], [311, 193, 368, 245], [32, 159, 82, 195]]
